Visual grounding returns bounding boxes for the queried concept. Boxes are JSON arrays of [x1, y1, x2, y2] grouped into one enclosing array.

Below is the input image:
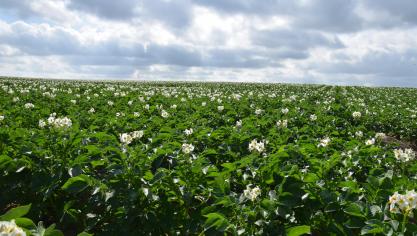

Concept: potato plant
[[1, 77, 417, 235]]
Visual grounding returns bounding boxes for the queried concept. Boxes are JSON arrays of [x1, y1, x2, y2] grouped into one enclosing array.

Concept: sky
[[0, 0, 417, 87]]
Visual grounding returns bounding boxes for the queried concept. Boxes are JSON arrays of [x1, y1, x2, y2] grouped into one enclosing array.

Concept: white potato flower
[[88, 108, 95, 113], [375, 132, 386, 140], [365, 138, 375, 146], [161, 110, 169, 118], [0, 220, 26, 236], [310, 114, 317, 121], [182, 143, 195, 154], [184, 128, 193, 136], [394, 148, 415, 162], [276, 120, 288, 128], [255, 109, 263, 115], [119, 130, 143, 145], [0, 115, 4, 121], [201, 102, 207, 106], [318, 137, 331, 147], [281, 108, 289, 114], [38, 119, 46, 128], [243, 185, 261, 202], [388, 190, 417, 214], [119, 133, 133, 145], [52, 117, 72, 129], [24, 103, 34, 109], [131, 130, 144, 139], [236, 120, 242, 129], [218, 106, 224, 112], [107, 101, 114, 106], [248, 139, 266, 153], [355, 131, 363, 137], [352, 111, 361, 119]]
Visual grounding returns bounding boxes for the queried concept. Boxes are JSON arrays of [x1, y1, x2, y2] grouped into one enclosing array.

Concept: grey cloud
[[0, 22, 82, 56], [202, 48, 275, 68], [67, 0, 193, 29], [362, 0, 417, 26], [193, 0, 288, 15], [67, 0, 139, 20], [316, 50, 417, 86], [143, 0, 192, 28], [293, 0, 361, 32], [196, 0, 362, 32], [0, 21, 315, 69], [0, 0, 38, 18], [252, 29, 344, 50]]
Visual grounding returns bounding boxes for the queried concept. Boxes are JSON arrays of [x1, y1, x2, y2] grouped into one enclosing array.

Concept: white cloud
[[0, 0, 416, 86]]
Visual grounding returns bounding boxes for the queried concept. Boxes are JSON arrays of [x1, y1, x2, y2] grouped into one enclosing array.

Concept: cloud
[[0, 0, 35, 18], [321, 50, 417, 77], [0, 0, 417, 87], [195, 0, 362, 32], [251, 29, 344, 49], [67, 0, 139, 20], [361, 0, 417, 27]]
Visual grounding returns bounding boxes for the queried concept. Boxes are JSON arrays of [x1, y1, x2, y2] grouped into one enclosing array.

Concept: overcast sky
[[0, 0, 417, 87]]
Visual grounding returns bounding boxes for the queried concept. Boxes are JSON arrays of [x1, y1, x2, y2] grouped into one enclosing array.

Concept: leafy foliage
[[1, 78, 417, 235]]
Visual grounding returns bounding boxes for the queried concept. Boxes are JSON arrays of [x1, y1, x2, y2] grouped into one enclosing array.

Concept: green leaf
[[204, 212, 230, 232], [14, 217, 36, 229], [360, 225, 384, 235], [286, 225, 311, 236], [0, 204, 31, 221], [77, 232, 93, 236], [45, 230, 64, 236], [343, 203, 365, 218], [61, 175, 91, 193]]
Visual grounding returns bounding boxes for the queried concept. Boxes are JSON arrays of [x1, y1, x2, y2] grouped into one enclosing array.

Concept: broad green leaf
[[77, 232, 93, 236], [0, 204, 31, 221], [286, 225, 311, 236], [14, 217, 36, 229], [61, 175, 91, 193], [343, 203, 365, 218], [204, 213, 230, 232]]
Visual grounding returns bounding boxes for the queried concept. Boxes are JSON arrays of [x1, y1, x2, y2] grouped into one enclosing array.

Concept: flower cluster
[[0, 220, 26, 236], [248, 139, 266, 153], [276, 119, 288, 128], [161, 110, 169, 118], [184, 128, 193, 136], [243, 185, 261, 202], [394, 148, 416, 162], [375, 132, 386, 140], [235, 120, 242, 129], [182, 143, 195, 154], [318, 137, 331, 147], [39, 113, 72, 129], [24, 103, 34, 109], [352, 111, 361, 119], [365, 138, 375, 145], [119, 130, 144, 145], [388, 190, 417, 214], [255, 109, 263, 115]]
